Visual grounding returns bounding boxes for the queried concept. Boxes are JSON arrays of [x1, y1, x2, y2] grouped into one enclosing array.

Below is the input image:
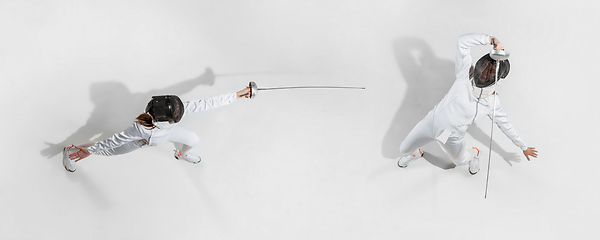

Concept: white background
[[1, 0, 598, 239]]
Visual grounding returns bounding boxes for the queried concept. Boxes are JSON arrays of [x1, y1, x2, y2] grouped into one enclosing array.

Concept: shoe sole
[[63, 147, 76, 173], [397, 151, 425, 168], [397, 161, 407, 168], [174, 150, 201, 164], [469, 147, 480, 175]]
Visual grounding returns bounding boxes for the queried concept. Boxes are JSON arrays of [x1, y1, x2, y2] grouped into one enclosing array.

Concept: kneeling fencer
[[63, 86, 252, 172], [397, 33, 538, 174]]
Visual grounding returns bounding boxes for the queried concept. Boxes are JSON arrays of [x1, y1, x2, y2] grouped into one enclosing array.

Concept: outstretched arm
[[237, 86, 251, 99], [70, 146, 91, 162], [184, 86, 251, 115], [490, 99, 539, 161], [490, 104, 527, 149], [70, 124, 147, 161], [523, 147, 538, 161]]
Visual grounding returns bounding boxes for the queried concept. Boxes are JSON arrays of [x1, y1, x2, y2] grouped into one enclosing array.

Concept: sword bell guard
[[249, 81, 258, 99]]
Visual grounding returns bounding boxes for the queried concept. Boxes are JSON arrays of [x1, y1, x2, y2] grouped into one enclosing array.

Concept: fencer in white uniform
[[63, 87, 251, 172], [397, 33, 537, 174]]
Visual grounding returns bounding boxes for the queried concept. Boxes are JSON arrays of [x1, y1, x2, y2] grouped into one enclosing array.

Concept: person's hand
[[523, 147, 538, 161], [237, 86, 252, 99], [69, 146, 91, 162], [490, 36, 504, 50]]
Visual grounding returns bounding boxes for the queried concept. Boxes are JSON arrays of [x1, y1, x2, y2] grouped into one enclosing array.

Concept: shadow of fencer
[[381, 37, 455, 169], [467, 123, 521, 166], [381, 37, 519, 170], [40, 67, 216, 159]]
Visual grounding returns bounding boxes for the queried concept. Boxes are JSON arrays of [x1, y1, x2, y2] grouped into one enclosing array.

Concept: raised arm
[[455, 33, 492, 81], [490, 36, 504, 50]]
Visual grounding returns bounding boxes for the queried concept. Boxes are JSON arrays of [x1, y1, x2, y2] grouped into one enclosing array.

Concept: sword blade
[[258, 86, 365, 91], [485, 61, 500, 199]]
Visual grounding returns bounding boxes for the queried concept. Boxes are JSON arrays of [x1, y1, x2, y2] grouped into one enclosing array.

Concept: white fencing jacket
[[430, 33, 527, 150], [87, 92, 237, 154]]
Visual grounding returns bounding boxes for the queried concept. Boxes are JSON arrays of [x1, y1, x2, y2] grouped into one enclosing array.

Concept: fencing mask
[[145, 95, 184, 129], [471, 53, 510, 98]]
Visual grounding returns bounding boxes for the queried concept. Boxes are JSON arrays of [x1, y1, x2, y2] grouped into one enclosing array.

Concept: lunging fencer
[[62, 86, 252, 172], [396, 33, 538, 174]]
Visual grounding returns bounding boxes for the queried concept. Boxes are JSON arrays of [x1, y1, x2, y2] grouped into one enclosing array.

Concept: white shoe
[[174, 150, 201, 164], [63, 145, 77, 172], [397, 148, 424, 168], [469, 147, 480, 175]]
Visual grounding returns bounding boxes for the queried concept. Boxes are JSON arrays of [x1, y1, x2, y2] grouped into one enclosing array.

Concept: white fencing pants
[[399, 113, 471, 166]]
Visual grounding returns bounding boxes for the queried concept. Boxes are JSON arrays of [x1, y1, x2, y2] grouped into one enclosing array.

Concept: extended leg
[[442, 134, 480, 174], [397, 118, 434, 168], [168, 127, 201, 164]]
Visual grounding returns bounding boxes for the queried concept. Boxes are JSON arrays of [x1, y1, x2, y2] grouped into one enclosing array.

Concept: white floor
[[1, 0, 598, 239]]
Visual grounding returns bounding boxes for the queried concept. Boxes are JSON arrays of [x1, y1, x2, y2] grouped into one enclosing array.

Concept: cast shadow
[[40, 67, 216, 158], [381, 37, 518, 169], [381, 37, 455, 164], [467, 123, 521, 166]]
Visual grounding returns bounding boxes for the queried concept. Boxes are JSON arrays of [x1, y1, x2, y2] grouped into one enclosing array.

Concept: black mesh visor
[[473, 53, 510, 88], [145, 95, 184, 124]]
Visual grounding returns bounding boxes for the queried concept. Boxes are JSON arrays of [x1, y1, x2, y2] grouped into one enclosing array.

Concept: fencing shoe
[[397, 148, 424, 168], [62, 145, 78, 172], [469, 147, 480, 175], [174, 150, 201, 164]]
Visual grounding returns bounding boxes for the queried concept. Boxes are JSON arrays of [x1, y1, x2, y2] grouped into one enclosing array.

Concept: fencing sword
[[241, 81, 365, 99], [485, 49, 510, 198]]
